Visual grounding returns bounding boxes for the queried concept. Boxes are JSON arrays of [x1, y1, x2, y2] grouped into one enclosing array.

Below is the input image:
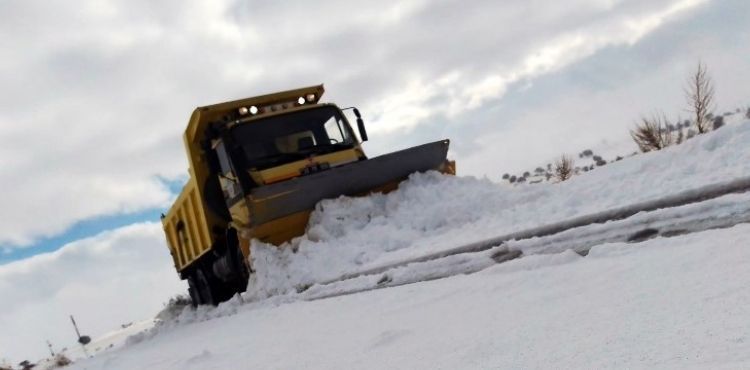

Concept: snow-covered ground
[[247, 115, 750, 298], [71, 224, 750, 369], [65, 116, 750, 369]]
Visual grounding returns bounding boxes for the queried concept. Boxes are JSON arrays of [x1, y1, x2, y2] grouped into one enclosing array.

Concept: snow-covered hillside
[[67, 117, 750, 369], [246, 116, 750, 299]]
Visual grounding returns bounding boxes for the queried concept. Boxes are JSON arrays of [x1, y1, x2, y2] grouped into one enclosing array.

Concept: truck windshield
[[231, 106, 356, 169]]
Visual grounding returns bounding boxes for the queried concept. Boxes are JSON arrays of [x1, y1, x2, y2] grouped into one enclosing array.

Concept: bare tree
[[630, 113, 674, 152], [685, 62, 715, 134], [554, 155, 574, 182]]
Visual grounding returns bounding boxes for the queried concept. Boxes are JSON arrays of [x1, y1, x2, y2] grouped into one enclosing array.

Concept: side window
[[324, 116, 346, 144], [215, 141, 233, 175]]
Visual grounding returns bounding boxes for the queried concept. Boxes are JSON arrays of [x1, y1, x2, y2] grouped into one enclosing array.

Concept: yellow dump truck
[[162, 85, 454, 305]]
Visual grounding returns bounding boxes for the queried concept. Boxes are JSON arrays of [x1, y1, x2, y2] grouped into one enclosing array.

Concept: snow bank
[[71, 224, 750, 369], [247, 118, 750, 298]]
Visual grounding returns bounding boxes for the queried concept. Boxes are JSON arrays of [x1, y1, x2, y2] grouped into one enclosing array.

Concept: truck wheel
[[187, 276, 201, 307], [195, 268, 217, 306]]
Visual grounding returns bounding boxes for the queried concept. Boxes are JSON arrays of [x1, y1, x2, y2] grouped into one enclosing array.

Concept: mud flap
[[248, 139, 451, 225]]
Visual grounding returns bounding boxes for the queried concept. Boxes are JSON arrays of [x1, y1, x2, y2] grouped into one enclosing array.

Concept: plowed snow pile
[[247, 116, 750, 298]]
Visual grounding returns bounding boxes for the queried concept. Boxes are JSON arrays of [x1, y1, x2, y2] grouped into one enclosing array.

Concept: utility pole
[[69, 314, 92, 357]]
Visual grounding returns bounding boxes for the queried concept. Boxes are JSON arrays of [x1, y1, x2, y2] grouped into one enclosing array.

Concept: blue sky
[[0, 178, 184, 264]]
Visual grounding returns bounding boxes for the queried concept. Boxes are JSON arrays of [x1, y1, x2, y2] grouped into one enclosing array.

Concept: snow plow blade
[[247, 139, 452, 237]]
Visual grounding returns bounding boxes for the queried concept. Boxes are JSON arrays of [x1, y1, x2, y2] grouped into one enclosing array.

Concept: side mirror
[[353, 108, 368, 142]]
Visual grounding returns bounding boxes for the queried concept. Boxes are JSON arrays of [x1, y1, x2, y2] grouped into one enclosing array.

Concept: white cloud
[[0, 0, 737, 248], [0, 223, 185, 363]]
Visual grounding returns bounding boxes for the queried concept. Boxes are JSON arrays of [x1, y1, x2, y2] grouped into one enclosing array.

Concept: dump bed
[[161, 177, 215, 272]]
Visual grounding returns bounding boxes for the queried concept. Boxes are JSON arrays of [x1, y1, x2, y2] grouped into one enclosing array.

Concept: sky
[[1, 0, 749, 363]]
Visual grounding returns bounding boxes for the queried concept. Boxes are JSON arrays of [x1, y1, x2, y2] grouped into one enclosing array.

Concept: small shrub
[[713, 115, 725, 130], [509, 175, 517, 183], [52, 354, 72, 368], [630, 113, 674, 152], [502, 173, 510, 180], [554, 155, 574, 182], [745, 107, 750, 120]]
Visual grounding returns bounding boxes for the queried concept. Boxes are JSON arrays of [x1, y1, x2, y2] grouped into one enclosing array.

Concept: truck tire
[[187, 276, 201, 307], [195, 268, 216, 306]]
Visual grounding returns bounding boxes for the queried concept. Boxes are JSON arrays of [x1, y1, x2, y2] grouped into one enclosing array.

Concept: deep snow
[[72, 224, 750, 369], [246, 116, 750, 299], [66, 116, 750, 369]]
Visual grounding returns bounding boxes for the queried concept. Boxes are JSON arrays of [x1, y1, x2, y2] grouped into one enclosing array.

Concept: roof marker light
[[238, 106, 249, 115], [249, 106, 259, 114], [306, 93, 316, 102], [298, 97, 305, 105]]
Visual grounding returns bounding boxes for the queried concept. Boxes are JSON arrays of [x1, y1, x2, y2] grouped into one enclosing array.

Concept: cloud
[[0, 0, 738, 248], [0, 223, 185, 363]]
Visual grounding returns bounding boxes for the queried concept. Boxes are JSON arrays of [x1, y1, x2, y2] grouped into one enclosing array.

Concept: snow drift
[[247, 116, 750, 299]]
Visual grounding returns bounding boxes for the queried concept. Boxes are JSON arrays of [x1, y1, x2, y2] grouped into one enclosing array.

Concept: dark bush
[[713, 115, 725, 130]]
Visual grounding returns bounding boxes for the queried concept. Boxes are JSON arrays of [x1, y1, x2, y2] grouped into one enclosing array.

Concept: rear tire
[[195, 268, 216, 306], [187, 275, 200, 307]]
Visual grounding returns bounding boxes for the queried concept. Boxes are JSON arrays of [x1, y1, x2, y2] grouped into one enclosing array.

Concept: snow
[[70, 224, 750, 369], [64, 117, 750, 369], [247, 118, 750, 298]]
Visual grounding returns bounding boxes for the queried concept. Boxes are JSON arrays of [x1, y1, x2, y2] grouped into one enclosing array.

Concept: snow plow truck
[[161, 85, 455, 305]]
